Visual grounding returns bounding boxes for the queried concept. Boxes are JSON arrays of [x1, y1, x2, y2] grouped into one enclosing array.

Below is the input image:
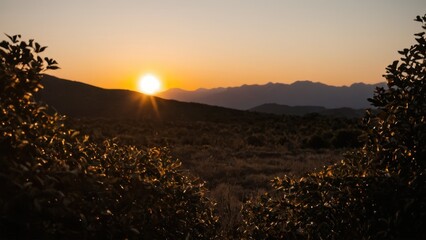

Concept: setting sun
[[138, 74, 161, 95]]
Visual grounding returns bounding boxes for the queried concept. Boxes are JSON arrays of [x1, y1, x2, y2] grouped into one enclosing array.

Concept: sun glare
[[138, 74, 161, 95]]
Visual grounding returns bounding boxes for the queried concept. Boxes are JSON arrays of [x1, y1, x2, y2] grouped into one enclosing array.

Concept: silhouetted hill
[[36, 75, 260, 122], [250, 103, 366, 118], [157, 81, 385, 110], [159, 87, 226, 103]]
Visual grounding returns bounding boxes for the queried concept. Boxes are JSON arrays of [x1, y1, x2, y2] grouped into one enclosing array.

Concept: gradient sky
[[1, 0, 425, 92]]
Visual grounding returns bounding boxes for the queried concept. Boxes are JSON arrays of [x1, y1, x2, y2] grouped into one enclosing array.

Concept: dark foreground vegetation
[[68, 113, 362, 234], [1, 14, 425, 239], [0, 35, 219, 239]]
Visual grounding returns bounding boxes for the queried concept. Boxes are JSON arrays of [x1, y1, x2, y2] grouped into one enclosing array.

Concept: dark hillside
[[37, 75, 261, 122]]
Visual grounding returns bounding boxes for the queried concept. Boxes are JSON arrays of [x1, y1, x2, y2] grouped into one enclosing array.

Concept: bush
[[240, 14, 426, 239], [304, 134, 330, 149], [331, 129, 362, 148], [0, 34, 219, 239]]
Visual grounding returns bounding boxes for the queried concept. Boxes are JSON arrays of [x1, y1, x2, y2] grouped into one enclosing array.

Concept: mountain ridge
[[36, 75, 378, 120], [157, 81, 385, 110]]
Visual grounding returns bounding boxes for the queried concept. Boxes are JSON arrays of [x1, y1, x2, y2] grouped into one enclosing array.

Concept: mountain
[[159, 87, 226, 103], [36, 75, 259, 122], [250, 103, 366, 118], [157, 81, 385, 110]]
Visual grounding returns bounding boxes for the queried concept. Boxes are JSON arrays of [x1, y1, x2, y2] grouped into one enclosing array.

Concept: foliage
[[240, 14, 426, 239], [0, 34, 219, 239], [331, 129, 362, 149], [304, 134, 330, 149], [72, 118, 351, 236], [246, 134, 265, 147]]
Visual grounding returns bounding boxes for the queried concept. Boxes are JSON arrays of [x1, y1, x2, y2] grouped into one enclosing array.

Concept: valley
[[68, 114, 362, 232], [37, 74, 365, 233]]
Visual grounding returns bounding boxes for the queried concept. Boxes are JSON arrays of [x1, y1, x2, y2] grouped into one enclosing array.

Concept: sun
[[138, 74, 161, 95]]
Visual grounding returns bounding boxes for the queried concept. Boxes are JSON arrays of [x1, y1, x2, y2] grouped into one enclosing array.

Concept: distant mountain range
[[36, 76, 379, 120], [36, 75, 258, 122], [250, 103, 366, 118], [157, 81, 385, 110]]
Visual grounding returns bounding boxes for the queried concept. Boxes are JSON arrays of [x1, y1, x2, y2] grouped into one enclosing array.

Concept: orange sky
[[1, 0, 425, 92]]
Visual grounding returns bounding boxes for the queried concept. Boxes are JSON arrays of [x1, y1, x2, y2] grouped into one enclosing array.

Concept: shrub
[[246, 134, 265, 147], [304, 134, 330, 149], [0, 34, 219, 239], [331, 129, 362, 148], [240, 14, 426, 239]]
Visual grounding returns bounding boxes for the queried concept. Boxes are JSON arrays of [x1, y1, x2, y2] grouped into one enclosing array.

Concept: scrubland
[[70, 115, 362, 233]]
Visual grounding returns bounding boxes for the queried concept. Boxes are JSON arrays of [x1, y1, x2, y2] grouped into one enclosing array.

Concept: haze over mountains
[[157, 81, 385, 110]]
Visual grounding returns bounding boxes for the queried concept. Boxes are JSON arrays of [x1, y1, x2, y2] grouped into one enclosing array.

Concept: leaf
[[130, 228, 140, 235], [414, 15, 422, 22], [391, 60, 399, 68], [47, 65, 60, 70], [5, 33, 13, 41], [0, 40, 8, 49], [414, 32, 425, 37], [415, 37, 426, 45], [35, 42, 41, 52]]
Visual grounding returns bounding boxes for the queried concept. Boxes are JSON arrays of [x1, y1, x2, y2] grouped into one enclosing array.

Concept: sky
[[1, 0, 425, 92]]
